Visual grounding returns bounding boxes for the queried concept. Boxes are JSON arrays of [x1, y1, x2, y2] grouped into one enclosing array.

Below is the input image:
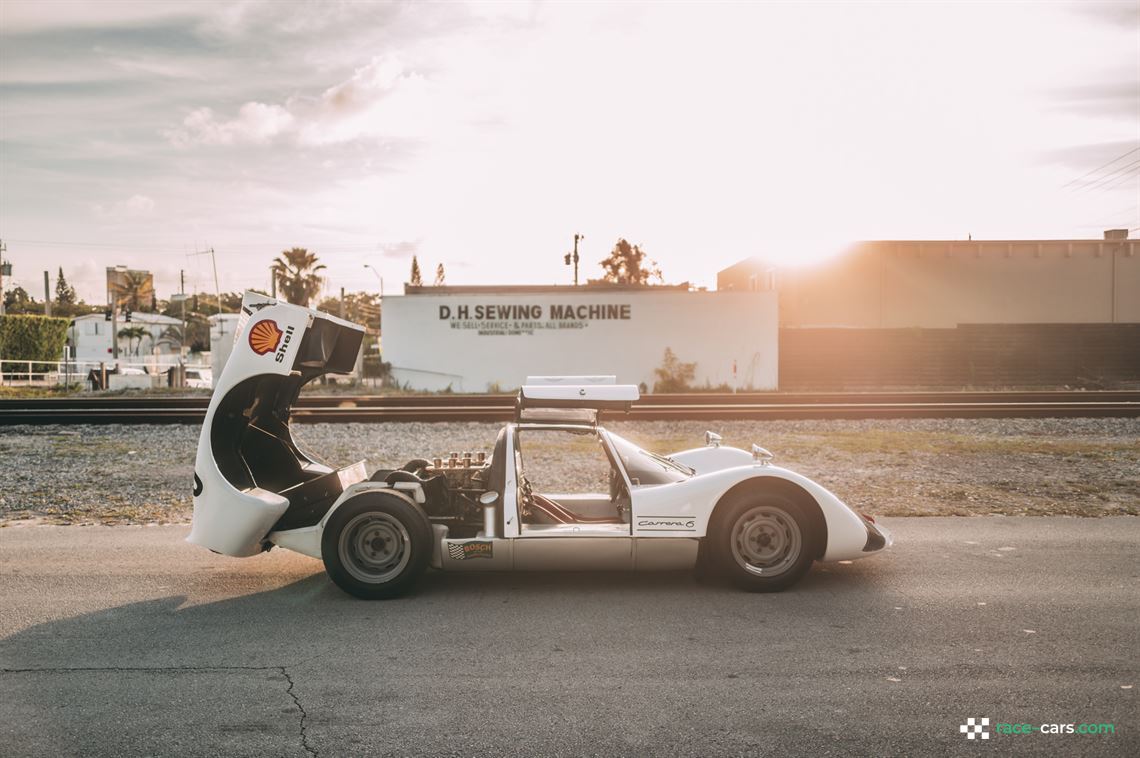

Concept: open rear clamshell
[[188, 292, 368, 557]]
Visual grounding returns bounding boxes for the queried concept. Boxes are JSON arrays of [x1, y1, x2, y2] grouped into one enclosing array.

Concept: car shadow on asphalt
[[0, 557, 891, 757]]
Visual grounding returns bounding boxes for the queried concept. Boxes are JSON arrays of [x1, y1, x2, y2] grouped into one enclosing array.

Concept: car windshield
[[606, 432, 693, 486]]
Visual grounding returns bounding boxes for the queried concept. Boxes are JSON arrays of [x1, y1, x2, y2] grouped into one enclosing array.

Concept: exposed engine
[[378, 451, 492, 539]]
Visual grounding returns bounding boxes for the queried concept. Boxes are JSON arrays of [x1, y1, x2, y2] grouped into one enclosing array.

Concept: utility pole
[[0, 239, 8, 316], [180, 269, 187, 359], [190, 247, 222, 313], [109, 282, 119, 362], [564, 233, 583, 286], [43, 271, 51, 317]]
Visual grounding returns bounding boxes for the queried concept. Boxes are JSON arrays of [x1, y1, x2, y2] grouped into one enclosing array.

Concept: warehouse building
[[720, 234, 1140, 327], [720, 233, 1140, 389], [383, 284, 778, 392]]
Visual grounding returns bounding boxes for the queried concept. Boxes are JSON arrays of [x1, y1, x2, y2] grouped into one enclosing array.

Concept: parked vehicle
[[189, 293, 891, 598]]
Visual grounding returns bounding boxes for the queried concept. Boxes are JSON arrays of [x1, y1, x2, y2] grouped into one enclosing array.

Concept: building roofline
[[403, 283, 692, 295]]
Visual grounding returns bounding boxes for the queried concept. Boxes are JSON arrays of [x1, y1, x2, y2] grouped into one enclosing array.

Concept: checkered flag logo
[[447, 542, 466, 561], [960, 717, 990, 740]]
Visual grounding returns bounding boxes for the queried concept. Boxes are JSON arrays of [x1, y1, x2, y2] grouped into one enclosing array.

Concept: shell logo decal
[[248, 319, 284, 355]]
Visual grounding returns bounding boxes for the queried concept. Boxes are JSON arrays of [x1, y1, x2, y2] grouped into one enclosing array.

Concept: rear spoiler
[[515, 379, 639, 422]]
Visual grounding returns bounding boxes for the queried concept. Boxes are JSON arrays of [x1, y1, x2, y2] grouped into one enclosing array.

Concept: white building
[[69, 311, 184, 363], [210, 313, 242, 378], [382, 285, 779, 392]]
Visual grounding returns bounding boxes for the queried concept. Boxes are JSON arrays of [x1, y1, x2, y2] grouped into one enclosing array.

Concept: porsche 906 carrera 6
[[189, 293, 891, 598]]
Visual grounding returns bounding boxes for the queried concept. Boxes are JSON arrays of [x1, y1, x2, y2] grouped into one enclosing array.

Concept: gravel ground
[[0, 417, 1136, 524]]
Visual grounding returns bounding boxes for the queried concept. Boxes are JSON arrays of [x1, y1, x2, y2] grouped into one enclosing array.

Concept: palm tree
[[272, 248, 326, 306], [158, 324, 184, 353], [117, 326, 148, 356]]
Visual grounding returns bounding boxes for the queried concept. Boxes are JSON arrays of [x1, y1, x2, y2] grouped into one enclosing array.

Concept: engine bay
[[378, 450, 494, 539]]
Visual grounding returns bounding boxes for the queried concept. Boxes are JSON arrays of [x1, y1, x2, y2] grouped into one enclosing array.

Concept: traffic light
[[124, 309, 132, 323], [104, 310, 112, 321]]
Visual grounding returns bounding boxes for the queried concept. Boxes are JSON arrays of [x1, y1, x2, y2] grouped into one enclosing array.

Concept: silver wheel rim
[[730, 505, 802, 577], [339, 512, 412, 584]]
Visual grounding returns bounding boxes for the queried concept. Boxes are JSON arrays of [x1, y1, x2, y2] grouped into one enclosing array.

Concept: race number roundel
[[248, 319, 284, 355]]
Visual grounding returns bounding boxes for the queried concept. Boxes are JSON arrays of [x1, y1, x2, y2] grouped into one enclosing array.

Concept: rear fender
[[269, 482, 426, 560]]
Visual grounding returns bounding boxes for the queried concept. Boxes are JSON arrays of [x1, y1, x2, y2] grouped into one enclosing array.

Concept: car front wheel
[[321, 494, 432, 599], [708, 494, 816, 592]]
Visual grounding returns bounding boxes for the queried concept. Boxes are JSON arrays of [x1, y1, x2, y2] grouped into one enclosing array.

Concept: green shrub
[[0, 315, 70, 371], [362, 355, 392, 380], [652, 347, 697, 393]]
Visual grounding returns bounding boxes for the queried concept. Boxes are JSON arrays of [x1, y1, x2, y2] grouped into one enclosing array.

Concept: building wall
[[779, 324, 1140, 389], [70, 313, 183, 362], [722, 240, 1140, 327], [383, 289, 778, 392]]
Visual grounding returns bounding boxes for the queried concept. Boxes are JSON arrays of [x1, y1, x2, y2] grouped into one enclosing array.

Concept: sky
[[1, 0, 1138, 304]]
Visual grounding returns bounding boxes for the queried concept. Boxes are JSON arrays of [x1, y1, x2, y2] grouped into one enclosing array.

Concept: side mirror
[[479, 491, 500, 505], [752, 445, 774, 466], [705, 431, 722, 448]]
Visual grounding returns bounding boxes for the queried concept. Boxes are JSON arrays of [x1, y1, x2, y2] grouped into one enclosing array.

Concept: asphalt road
[[1, 518, 1136, 757]]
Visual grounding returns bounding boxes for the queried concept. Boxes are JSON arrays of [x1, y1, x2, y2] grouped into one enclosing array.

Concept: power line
[[2, 238, 389, 253], [1061, 146, 1140, 188], [1092, 167, 1140, 194], [1071, 159, 1140, 192]]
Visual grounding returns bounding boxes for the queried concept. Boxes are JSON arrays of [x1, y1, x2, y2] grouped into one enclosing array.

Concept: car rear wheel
[[708, 494, 816, 592], [321, 494, 432, 599]]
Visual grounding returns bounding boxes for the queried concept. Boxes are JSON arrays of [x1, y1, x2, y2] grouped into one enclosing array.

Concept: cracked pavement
[[0, 519, 1137, 757]]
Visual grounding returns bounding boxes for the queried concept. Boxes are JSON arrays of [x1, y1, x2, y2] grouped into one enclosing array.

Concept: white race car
[[189, 293, 891, 599]]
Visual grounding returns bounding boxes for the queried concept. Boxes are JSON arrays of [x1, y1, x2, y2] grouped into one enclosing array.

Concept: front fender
[[669, 445, 752, 473], [631, 465, 869, 561]]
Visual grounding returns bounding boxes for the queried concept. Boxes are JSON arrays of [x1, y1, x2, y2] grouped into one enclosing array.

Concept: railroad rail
[[0, 391, 1138, 425]]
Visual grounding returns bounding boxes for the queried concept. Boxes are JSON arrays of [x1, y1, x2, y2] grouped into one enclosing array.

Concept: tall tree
[[316, 291, 381, 330], [409, 256, 423, 286], [597, 238, 663, 285], [272, 248, 326, 307], [55, 267, 77, 307], [2, 286, 38, 314], [433, 262, 446, 286]]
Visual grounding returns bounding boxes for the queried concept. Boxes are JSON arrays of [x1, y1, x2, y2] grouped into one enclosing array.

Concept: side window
[[517, 429, 614, 495]]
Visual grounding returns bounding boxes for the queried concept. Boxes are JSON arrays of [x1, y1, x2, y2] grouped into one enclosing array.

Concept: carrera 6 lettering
[[638, 518, 696, 529]]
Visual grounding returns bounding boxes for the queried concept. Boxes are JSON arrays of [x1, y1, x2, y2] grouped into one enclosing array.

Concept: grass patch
[[777, 430, 1134, 458]]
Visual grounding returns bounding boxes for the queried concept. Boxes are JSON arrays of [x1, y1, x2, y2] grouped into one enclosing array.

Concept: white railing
[[0, 358, 213, 389]]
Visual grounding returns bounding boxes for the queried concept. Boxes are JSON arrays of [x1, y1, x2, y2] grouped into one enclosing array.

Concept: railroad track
[[1, 391, 1138, 425]]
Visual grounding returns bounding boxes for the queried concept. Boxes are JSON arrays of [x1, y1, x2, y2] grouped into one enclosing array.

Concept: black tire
[[321, 493, 433, 599], [706, 493, 818, 592]]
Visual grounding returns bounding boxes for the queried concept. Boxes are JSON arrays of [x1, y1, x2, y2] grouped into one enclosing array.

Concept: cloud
[[92, 193, 155, 219], [1050, 80, 1140, 120], [163, 56, 428, 148], [379, 240, 420, 259], [1069, 0, 1140, 29], [165, 102, 295, 147]]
